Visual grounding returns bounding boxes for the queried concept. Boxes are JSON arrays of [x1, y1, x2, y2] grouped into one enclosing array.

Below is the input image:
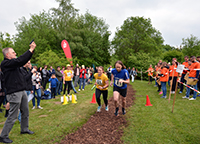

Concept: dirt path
[[59, 84, 135, 144]]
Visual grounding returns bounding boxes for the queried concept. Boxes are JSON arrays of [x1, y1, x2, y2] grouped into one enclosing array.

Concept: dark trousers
[[198, 76, 200, 91], [169, 76, 177, 91], [180, 74, 186, 92], [148, 76, 152, 82], [63, 81, 72, 95], [158, 84, 161, 92], [95, 89, 108, 107], [0, 96, 5, 108], [51, 87, 56, 98], [0, 88, 5, 108], [42, 77, 48, 90]]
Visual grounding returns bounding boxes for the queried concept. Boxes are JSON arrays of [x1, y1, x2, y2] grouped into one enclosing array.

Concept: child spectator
[[49, 74, 58, 99]]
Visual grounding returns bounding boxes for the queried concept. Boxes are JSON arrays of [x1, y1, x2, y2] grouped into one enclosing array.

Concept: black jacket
[[1, 50, 33, 94], [21, 67, 33, 91]]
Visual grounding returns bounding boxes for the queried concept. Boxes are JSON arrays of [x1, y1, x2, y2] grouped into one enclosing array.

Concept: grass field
[[123, 80, 200, 144], [0, 82, 113, 144], [0, 80, 200, 144]]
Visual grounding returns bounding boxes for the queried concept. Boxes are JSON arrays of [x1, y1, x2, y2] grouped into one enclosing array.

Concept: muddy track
[[59, 84, 135, 144]]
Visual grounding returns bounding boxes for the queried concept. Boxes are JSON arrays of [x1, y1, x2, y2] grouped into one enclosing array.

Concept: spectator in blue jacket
[[49, 74, 58, 98]]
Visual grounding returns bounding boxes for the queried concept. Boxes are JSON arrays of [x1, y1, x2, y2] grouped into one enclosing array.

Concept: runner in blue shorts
[[110, 61, 130, 116]]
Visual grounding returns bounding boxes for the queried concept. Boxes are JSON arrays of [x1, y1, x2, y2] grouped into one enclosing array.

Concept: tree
[[112, 16, 164, 64], [181, 34, 200, 57], [161, 44, 175, 52], [163, 50, 184, 63], [76, 11, 111, 66], [0, 32, 14, 62], [14, 11, 57, 63], [13, 0, 111, 66]]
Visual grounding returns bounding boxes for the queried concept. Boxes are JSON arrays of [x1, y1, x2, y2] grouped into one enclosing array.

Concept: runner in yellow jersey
[[63, 64, 73, 96], [94, 66, 109, 112]]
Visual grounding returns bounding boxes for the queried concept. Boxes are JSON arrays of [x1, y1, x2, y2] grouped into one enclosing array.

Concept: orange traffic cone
[[145, 95, 152, 106], [90, 93, 96, 103]]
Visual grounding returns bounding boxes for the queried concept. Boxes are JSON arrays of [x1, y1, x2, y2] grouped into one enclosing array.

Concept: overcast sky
[[0, 0, 200, 46]]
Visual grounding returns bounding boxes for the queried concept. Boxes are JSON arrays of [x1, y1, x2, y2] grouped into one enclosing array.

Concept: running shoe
[[159, 91, 163, 95], [78, 89, 80, 91], [122, 108, 126, 115], [32, 106, 35, 110], [182, 96, 189, 99], [37, 106, 43, 109], [97, 106, 101, 112], [189, 98, 196, 100], [197, 94, 200, 97], [114, 107, 119, 116], [82, 89, 84, 91], [160, 96, 167, 98], [105, 106, 109, 111], [179, 91, 182, 94]]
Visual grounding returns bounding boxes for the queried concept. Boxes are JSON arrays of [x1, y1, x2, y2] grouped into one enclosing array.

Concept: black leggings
[[169, 76, 177, 91], [95, 89, 108, 107], [63, 81, 72, 95], [148, 76, 152, 82]]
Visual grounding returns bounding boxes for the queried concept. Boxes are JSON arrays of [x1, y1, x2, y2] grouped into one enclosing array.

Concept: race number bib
[[67, 72, 71, 76], [96, 79, 103, 85], [115, 80, 122, 87]]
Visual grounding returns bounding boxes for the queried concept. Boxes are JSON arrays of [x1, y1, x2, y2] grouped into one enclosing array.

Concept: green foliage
[[112, 16, 164, 64], [36, 50, 70, 68], [127, 52, 160, 71], [0, 32, 14, 62], [13, 0, 111, 67], [161, 44, 175, 52], [163, 50, 184, 63], [181, 34, 200, 57], [14, 11, 57, 63]]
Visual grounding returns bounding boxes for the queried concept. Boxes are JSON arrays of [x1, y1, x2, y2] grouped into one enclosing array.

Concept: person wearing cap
[[79, 65, 87, 91], [63, 64, 73, 96], [0, 42, 36, 143]]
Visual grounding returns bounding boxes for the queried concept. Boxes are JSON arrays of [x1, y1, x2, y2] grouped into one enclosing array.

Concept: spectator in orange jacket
[[169, 60, 178, 94], [182, 56, 200, 100], [158, 62, 169, 98], [146, 65, 154, 84]]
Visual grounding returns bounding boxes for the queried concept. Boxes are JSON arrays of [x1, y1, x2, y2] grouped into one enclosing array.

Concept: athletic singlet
[[111, 68, 129, 89]]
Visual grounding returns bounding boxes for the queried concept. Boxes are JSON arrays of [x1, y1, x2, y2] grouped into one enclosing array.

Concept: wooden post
[[168, 69, 175, 102], [172, 74, 179, 113]]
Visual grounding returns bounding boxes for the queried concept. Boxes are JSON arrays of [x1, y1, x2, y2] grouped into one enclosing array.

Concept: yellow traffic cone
[[62, 95, 68, 105], [72, 94, 77, 104]]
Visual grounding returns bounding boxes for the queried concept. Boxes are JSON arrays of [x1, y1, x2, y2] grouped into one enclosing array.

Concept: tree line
[[0, 0, 200, 71]]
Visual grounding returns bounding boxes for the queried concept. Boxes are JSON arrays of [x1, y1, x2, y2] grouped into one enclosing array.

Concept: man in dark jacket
[[18, 60, 35, 122], [74, 64, 80, 87], [42, 65, 49, 89], [55, 66, 63, 95], [0, 42, 36, 143], [21, 60, 34, 94]]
